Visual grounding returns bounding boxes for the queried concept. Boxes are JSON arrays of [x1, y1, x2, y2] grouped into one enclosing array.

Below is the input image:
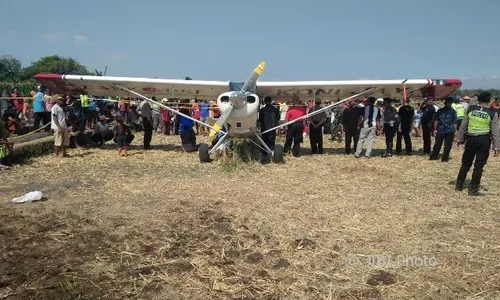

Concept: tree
[[0, 55, 22, 81], [21, 55, 91, 80]]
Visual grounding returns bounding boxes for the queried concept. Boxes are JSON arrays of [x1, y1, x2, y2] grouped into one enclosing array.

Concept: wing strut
[[114, 84, 224, 134], [259, 88, 377, 135]]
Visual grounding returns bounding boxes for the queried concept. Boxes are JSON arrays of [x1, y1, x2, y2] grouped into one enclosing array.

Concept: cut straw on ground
[[1, 132, 500, 299]]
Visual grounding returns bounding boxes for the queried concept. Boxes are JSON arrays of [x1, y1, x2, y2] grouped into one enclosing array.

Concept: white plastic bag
[[12, 191, 44, 204]]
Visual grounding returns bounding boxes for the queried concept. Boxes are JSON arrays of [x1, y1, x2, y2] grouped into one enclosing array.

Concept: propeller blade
[[209, 105, 234, 137], [240, 61, 266, 93]]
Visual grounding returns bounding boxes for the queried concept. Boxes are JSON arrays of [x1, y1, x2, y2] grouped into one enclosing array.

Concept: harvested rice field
[[1, 133, 500, 300]]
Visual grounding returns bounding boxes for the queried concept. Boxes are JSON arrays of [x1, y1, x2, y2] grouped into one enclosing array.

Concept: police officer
[[455, 91, 500, 196], [452, 97, 466, 130], [258, 96, 280, 161]]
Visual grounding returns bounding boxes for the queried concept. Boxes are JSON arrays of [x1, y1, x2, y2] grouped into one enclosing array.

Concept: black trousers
[[422, 122, 432, 153], [456, 135, 491, 190], [344, 127, 359, 154], [142, 117, 153, 149], [396, 127, 412, 153], [261, 131, 276, 156], [384, 125, 397, 154], [309, 124, 324, 154], [284, 122, 303, 157], [430, 132, 454, 161], [1, 155, 12, 167], [90, 132, 114, 146], [34, 112, 50, 131]]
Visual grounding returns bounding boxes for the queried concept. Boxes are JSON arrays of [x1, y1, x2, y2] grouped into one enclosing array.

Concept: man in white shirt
[[51, 95, 69, 157]]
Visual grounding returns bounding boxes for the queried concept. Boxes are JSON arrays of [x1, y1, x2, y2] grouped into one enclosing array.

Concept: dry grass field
[[1, 132, 500, 300]]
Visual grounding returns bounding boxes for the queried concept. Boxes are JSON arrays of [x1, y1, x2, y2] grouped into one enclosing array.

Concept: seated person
[[2, 106, 22, 135], [127, 104, 143, 132], [0, 119, 13, 170], [113, 116, 134, 156], [69, 118, 88, 149], [175, 108, 198, 152], [211, 126, 231, 152], [89, 115, 114, 146], [180, 124, 197, 152]]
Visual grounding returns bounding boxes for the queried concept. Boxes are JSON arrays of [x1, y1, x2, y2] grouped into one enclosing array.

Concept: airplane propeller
[[209, 61, 266, 137]]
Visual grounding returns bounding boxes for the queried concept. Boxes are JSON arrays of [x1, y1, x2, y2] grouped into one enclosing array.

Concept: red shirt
[[491, 102, 498, 109], [285, 105, 306, 121]]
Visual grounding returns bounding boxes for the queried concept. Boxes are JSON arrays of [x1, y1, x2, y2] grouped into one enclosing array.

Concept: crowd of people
[[1, 86, 499, 196]]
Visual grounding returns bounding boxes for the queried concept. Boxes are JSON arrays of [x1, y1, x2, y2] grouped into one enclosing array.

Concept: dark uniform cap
[[478, 91, 491, 103]]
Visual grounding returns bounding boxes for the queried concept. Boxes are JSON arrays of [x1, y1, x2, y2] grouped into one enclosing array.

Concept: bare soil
[[1, 133, 500, 299]]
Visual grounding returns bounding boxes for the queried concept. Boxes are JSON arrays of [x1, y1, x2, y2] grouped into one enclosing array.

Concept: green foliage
[[21, 55, 91, 80], [0, 81, 38, 96], [0, 55, 23, 81]]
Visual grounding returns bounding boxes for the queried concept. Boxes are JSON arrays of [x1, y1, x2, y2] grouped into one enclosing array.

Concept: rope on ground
[[11, 122, 52, 140]]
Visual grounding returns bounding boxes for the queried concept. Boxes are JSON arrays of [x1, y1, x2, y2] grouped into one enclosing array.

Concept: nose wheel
[[272, 144, 284, 163], [198, 143, 211, 162]]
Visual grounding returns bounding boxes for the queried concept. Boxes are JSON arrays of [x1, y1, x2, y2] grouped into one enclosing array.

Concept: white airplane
[[35, 62, 462, 163]]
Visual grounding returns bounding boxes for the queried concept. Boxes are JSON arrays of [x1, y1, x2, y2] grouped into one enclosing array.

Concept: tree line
[[1, 54, 498, 98]]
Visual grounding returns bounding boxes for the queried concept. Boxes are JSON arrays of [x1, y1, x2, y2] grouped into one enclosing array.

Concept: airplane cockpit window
[[246, 96, 256, 103]]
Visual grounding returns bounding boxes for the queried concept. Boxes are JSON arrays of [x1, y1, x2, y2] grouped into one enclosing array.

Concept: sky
[[1, 0, 499, 89]]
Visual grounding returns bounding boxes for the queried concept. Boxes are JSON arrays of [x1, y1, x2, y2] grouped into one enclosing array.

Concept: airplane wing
[[34, 74, 228, 132], [34, 74, 230, 99], [35, 74, 462, 102], [255, 78, 462, 101]]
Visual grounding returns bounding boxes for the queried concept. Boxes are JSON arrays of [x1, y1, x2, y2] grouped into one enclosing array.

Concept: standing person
[[396, 98, 414, 155], [421, 98, 436, 154], [199, 100, 209, 134], [413, 103, 422, 137], [32, 87, 46, 130], [430, 97, 457, 162], [329, 104, 344, 142], [86, 98, 98, 129], [452, 97, 467, 130], [354, 97, 381, 158], [139, 99, 153, 150], [191, 99, 201, 134], [284, 96, 306, 157], [258, 96, 280, 160], [455, 91, 500, 196], [80, 93, 89, 129], [51, 95, 70, 157], [152, 99, 161, 133], [342, 100, 360, 154], [308, 99, 327, 154], [381, 98, 400, 157]]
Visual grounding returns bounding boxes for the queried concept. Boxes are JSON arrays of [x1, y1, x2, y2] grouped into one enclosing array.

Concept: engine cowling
[[216, 91, 260, 136]]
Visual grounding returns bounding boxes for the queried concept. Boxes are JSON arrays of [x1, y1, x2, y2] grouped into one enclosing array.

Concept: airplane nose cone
[[230, 92, 245, 108]]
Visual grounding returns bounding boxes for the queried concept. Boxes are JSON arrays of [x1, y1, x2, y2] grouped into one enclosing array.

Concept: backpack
[[386, 107, 401, 127]]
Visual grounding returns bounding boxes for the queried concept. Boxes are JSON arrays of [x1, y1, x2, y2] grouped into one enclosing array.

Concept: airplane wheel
[[199, 143, 211, 162], [272, 144, 284, 163]]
